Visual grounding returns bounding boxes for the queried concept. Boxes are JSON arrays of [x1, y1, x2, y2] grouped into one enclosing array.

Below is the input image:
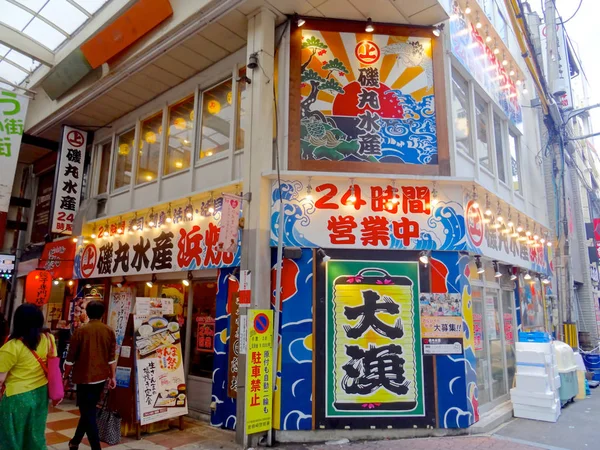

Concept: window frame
[[111, 126, 137, 194], [135, 109, 166, 187], [163, 93, 197, 178], [451, 67, 474, 159], [508, 127, 523, 196], [474, 90, 494, 174], [493, 112, 508, 185], [91, 138, 113, 198]]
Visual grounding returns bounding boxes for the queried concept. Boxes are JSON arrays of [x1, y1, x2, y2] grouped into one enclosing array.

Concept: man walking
[[63, 300, 117, 450]]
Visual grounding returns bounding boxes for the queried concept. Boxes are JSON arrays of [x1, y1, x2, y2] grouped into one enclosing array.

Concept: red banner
[[594, 219, 600, 259]]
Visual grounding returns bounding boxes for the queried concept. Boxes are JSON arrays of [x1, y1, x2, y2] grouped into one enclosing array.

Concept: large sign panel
[[449, 1, 522, 126], [324, 260, 424, 418], [0, 91, 29, 213], [299, 29, 437, 165], [73, 218, 240, 279], [51, 126, 87, 234]]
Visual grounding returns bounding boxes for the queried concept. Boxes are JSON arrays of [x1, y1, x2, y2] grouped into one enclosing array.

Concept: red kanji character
[[392, 217, 420, 246], [252, 351, 262, 365], [250, 379, 261, 393], [402, 186, 431, 214], [327, 215, 357, 245], [370, 185, 398, 213], [360, 216, 390, 247], [250, 393, 260, 406], [66, 223, 73, 231], [110, 223, 118, 235], [177, 225, 204, 268], [56, 222, 65, 230], [251, 365, 261, 378], [340, 184, 367, 210], [204, 222, 222, 267]]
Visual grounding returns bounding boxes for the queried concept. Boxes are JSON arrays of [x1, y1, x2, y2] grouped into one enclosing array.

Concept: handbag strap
[[24, 335, 49, 376]]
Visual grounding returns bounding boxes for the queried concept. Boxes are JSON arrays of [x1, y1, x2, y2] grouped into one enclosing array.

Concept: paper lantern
[[207, 100, 221, 115], [174, 117, 187, 130], [118, 143, 130, 156], [227, 91, 232, 105], [145, 131, 157, 144], [25, 270, 53, 306]]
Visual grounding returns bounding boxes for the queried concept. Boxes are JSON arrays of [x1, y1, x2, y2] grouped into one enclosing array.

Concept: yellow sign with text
[[421, 316, 463, 338], [245, 310, 274, 434]]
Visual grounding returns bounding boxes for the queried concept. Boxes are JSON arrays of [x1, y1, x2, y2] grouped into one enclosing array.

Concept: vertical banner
[[0, 91, 29, 212], [227, 288, 240, 398], [51, 126, 87, 234], [31, 171, 55, 243], [218, 193, 242, 253], [245, 309, 274, 434], [107, 286, 134, 353], [324, 260, 424, 418], [134, 297, 188, 425], [593, 218, 600, 259]]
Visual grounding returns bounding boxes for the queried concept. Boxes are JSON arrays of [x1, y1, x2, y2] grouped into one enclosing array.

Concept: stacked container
[[553, 341, 579, 405], [510, 333, 561, 422]]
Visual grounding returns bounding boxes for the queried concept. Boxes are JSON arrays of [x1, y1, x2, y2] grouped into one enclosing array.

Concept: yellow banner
[[245, 310, 274, 434], [421, 316, 463, 338]]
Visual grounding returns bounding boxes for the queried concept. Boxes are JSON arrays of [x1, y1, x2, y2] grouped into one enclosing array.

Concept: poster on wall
[[519, 277, 545, 331], [419, 292, 463, 354], [134, 297, 188, 425], [473, 313, 483, 351], [51, 126, 87, 234], [324, 260, 424, 418], [423, 338, 463, 355], [107, 286, 134, 352], [0, 91, 29, 214], [73, 214, 241, 279], [245, 309, 274, 434], [298, 28, 438, 166], [218, 193, 242, 253]]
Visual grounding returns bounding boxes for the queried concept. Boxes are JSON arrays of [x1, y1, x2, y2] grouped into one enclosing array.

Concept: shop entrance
[[472, 265, 517, 413], [185, 280, 217, 414]]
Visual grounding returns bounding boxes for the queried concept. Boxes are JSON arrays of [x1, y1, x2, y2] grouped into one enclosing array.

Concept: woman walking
[[0, 303, 57, 449]]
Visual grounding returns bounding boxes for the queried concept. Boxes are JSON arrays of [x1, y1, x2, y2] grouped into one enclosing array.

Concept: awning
[[39, 239, 76, 279]]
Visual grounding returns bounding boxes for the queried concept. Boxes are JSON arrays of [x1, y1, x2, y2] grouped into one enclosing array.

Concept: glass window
[[165, 96, 194, 175], [199, 79, 233, 160], [113, 128, 135, 191], [509, 131, 521, 193], [496, 7, 508, 44], [97, 141, 111, 195], [494, 114, 506, 183], [475, 93, 492, 172], [486, 289, 507, 399], [452, 69, 473, 157], [137, 112, 163, 184], [189, 280, 217, 378], [472, 286, 491, 405], [236, 68, 248, 151]]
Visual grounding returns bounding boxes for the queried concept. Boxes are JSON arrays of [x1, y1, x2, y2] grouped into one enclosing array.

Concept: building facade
[[2, 0, 557, 443]]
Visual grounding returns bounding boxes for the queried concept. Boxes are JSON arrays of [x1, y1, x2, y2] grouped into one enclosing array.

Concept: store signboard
[[51, 126, 87, 234], [73, 219, 241, 279], [0, 91, 29, 213], [298, 28, 438, 166], [324, 260, 424, 418], [448, 1, 522, 126], [245, 309, 274, 434], [40, 240, 76, 279], [134, 297, 188, 425], [31, 171, 55, 243], [0, 253, 15, 275]]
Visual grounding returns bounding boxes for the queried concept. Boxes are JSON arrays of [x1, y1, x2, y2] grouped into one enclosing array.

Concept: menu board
[[134, 297, 188, 425]]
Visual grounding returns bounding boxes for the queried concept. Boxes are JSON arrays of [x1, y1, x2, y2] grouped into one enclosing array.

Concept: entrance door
[[186, 280, 218, 414]]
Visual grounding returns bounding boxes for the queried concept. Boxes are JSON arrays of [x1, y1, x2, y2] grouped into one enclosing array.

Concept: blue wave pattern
[[210, 268, 237, 430], [271, 181, 317, 247], [380, 91, 438, 165], [432, 252, 478, 428], [272, 248, 313, 431]]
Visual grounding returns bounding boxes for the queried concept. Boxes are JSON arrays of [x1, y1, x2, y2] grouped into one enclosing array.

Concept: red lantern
[[25, 269, 53, 306]]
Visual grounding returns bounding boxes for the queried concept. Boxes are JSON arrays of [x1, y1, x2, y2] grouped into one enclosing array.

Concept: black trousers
[[73, 382, 105, 450]]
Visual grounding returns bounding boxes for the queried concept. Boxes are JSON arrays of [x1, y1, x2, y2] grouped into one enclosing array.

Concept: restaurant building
[[5, 0, 554, 443]]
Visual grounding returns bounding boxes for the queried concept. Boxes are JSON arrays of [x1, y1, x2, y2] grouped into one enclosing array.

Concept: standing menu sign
[[51, 126, 87, 234], [134, 297, 188, 425], [0, 91, 29, 213]]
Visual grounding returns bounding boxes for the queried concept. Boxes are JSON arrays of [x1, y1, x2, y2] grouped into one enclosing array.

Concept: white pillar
[[237, 6, 276, 447]]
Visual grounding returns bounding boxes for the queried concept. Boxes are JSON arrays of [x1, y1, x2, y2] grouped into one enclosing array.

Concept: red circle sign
[[355, 40, 380, 65], [67, 130, 85, 147], [466, 200, 484, 247], [254, 313, 270, 334], [81, 244, 97, 279]]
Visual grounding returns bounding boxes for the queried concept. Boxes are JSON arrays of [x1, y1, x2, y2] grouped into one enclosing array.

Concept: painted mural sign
[[73, 219, 240, 279], [325, 260, 424, 417], [107, 285, 134, 351], [300, 29, 437, 165], [271, 179, 466, 251], [449, 1, 522, 126]]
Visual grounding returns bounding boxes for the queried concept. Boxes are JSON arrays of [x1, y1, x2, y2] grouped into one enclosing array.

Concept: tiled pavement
[[46, 399, 239, 450]]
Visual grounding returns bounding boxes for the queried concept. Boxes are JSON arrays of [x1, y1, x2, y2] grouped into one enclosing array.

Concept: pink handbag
[[29, 334, 64, 402]]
